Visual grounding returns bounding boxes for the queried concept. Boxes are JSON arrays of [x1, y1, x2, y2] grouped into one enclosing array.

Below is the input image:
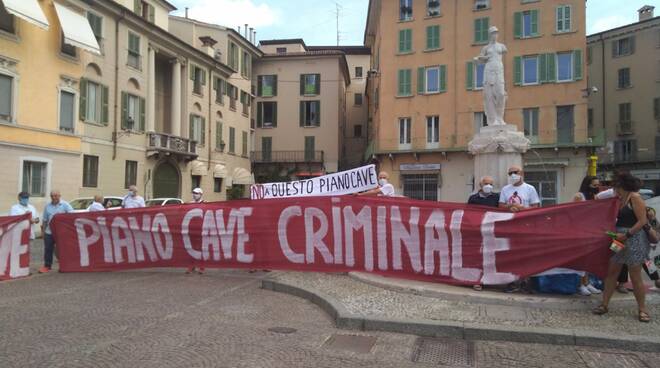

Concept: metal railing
[[251, 150, 324, 163], [617, 121, 634, 135], [147, 132, 197, 158]]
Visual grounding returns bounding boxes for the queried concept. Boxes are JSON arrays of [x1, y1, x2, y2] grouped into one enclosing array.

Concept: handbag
[[645, 226, 659, 244]]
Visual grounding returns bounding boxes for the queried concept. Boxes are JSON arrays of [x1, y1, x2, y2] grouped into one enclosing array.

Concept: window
[[192, 175, 201, 189], [426, 25, 440, 50], [474, 112, 487, 133], [257, 101, 277, 128], [618, 68, 631, 89], [474, 18, 489, 44], [241, 51, 251, 78], [59, 90, 75, 133], [426, 116, 439, 145], [262, 137, 272, 162], [522, 108, 539, 143], [61, 33, 77, 57], [355, 67, 363, 78], [523, 56, 538, 85], [190, 65, 206, 95], [121, 92, 145, 131], [614, 140, 636, 162], [87, 12, 103, 42], [397, 69, 412, 96], [618, 103, 632, 134], [556, 5, 571, 33], [354, 124, 362, 137], [22, 161, 47, 197], [228, 42, 239, 69], [399, 0, 413, 21], [300, 74, 320, 95], [514, 10, 539, 39], [613, 37, 635, 58], [398, 29, 413, 53], [474, 0, 490, 10], [214, 178, 223, 192], [134, 0, 155, 22], [276, 47, 287, 54], [426, 66, 440, 93], [525, 171, 558, 206], [241, 131, 248, 157], [82, 155, 99, 188], [466, 62, 485, 90], [403, 174, 437, 201], [258, 75, 277, 97], [189, 114, 205, 145], [240, 90, 250, 115], [300, 101, 321, 127], [354, 93, 363, 106], [214, 78, 225, 104], [229, 127, 235, 153], [215, 121, 224, 150], [0, 5, 15, 34], [399, 117, 411, 148], [80, 79, 109, 125], [556, 52, 573, 82], [304, 136, 315, 161], [128, 32, 141, 69], [124, 160, 137, 189], [0, 74, 13, 122], [556, 105, 574, 144], [654, 98, 660, 120], [427, 0, 441, 16]]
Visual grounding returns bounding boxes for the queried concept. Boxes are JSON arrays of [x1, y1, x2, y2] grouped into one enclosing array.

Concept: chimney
[[244, 23, 248, 38], [238, 26, 241, 34], [185, 7, 188, 18], [249, 27, 254, 43], [638, 5, 655, 21], [253, 31, 257, 45], [199, 36, 218, 58]]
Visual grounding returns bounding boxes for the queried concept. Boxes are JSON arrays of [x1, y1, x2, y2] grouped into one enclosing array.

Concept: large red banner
[[0, 213, 31, 281], [51, 197, 619, 285]]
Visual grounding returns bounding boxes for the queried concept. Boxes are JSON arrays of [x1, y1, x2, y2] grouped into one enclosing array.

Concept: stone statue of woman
[[474, 26, 507, 126]]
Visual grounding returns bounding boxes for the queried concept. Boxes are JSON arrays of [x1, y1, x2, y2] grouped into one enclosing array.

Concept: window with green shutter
[[262, 137, 272, 162], [87, 12, 103, 42], [300, 74, 320, 95], [474, 18, 489, 44], [215, 121, 224, 150], [300, 101, 320, 127], [426, 25, 440, 50], [398, 29, 412, 53], [242, 131, 248, 157], [397, 69, 412, 96], [515, 10, 539, 39], [258, 75, 277, 97], [229, 127, 235, 153], [127, 32, 140, 69], [556, 5, 571, 33], [121, 92, 144, 131], [304, 136, 315, 161], [79, 79, 109, 125], [189, 115, 205, 145]]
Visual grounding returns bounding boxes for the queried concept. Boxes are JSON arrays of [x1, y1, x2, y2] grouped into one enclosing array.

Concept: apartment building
[[364, 0, 593, 204], [250, 39, 351, 182], [588, 6, 660, 192]]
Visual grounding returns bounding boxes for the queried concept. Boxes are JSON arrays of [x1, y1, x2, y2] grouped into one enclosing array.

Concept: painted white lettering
[[342, 206, 374, 270], [450, 210, 481, 282], [182, 209, 203, 260], [331, 198, 344, 264], [376, 206, 388, 271], [9, 221, 30, 278], [277, 206, 305, 263], [111, 217, 137, 263], [152, 214, 173, 260], [423, 210, 450, 276], [128, 215, 159, 262], [97, 217, 115, 263], [304, 207, 333, 264], [234, 207, 254, 263], [390, 206, 422, 272], [481, 212, 517, 284], [75, 218, 100, 267], [202, 210, 220, 261]]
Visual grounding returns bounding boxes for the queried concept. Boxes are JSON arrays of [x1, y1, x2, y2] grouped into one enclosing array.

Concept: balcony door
[[153, 161, 180, 198]]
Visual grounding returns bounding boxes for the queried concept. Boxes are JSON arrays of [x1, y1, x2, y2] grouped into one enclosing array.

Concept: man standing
[[9, 192, 40, 240], [499, 165, 540, 212], [87, 195, 106, 212], [468, 176, 499, 207], [122, 185, 145, 209], [357, 171, 396, 197], [40, 190, 73, 273]]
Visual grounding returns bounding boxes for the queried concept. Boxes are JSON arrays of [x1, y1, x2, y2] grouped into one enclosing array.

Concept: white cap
[[488, 26, 499, 34], [192, 188, 203, 194]]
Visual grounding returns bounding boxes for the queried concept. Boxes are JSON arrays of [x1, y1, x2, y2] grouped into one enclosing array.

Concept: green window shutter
[[474, 19, 481, 43], [121, 92, 128, 129], [256, 103, 262, 127], [299, 101, 304, 126], [315, 101, 320, 126], [439, 65, 446, 92], [538, 54, 547, 83], [133, 0, 142, 14], [398, 69, 404, 96], [406, 29, 412, 52], [201, 70, 206, 85], [404, 69, 411, 95], [547, 53, 556, 82], [139, 97, 145, 131], [482, 18, 489, 43], [399, 29, 405, 52], [466, 62, 474, 90], [201, 118, 206, 145], [300, 75, 305, 95], [315, 74, 321, 94], [215, 121, 222, 149], [426, 27, 432, 50], [426, 26, 440, 49], [273, 76, 278, 96], [573, 49, 583, 80], [514, 12, 522, 39], [257, 76, 262, 96], [148, 5, 155, 22], [79, 78, 87, 121], [417, 67, 425, 94], [272, 102, 277, 127], [434, 26, 440, 49], [531, 10, 539, 36], [101, 85, 109, 124], [213, 76, 218, 91], [514, 56, 522, 86], [190, 65, 195, 81], [189, 115, 194, 141]]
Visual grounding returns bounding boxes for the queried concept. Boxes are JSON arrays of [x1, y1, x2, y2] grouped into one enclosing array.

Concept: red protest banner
[[0, 213, 32, 281], [51, 197, 618, 285]]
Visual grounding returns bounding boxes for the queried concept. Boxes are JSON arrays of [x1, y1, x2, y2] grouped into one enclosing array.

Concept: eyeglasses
[[508, 170, 520, 176]]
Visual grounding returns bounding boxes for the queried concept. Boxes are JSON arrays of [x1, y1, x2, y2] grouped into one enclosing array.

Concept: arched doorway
[[153, 161, 180, 198]]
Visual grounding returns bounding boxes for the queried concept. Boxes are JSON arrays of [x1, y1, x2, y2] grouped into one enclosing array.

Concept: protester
[[356, 171, 395, 197], [187, 187, 206, 274], [572, 176, 603, 296], [642, 206, 660, 288], [122, 185, 145, 208], [499, 165, 540, 212], [593, 172, 651, 322], [9, 191, 40, 240], [87, 195, 106, 212], [468, 176, 499, 207], [40, 190, 74, 273]]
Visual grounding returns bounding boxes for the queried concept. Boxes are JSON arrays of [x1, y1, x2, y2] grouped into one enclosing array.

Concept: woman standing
[[573, 176, 603, 296], [593, 172, 651, 322]]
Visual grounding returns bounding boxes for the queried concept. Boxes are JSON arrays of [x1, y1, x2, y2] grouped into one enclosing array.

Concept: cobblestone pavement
[[0, 242, 657, 367]]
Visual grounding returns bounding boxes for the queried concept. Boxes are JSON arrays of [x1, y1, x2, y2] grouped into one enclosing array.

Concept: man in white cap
[[186, 187, 205, 274]]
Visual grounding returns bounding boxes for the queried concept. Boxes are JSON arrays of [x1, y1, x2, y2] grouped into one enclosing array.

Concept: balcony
[[251, 150, 324, 164], [617, 121, 634, 135], [147, 132, 198, 161]]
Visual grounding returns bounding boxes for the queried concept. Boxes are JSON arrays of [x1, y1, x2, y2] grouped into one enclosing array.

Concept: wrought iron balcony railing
[[147, 132, 198, 160], [251, 150, 324, 164]]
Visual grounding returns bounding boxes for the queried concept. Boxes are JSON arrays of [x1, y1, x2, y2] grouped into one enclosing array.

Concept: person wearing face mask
[[498, 165, 540, 212], [357, 171, 395, 197], [122, 185, 145, 209], [40, 190, 74, 273], [572, 176, 604, 296], [9, 192, 40, 240], [187, 188, 206, 274], [468, 176, 499, 208]]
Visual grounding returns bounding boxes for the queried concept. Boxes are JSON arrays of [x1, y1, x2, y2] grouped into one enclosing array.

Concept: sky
[[169, 0, 656, 46]]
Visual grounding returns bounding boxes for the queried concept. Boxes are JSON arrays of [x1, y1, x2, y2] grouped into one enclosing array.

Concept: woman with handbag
[[592, 172, 651, 322]]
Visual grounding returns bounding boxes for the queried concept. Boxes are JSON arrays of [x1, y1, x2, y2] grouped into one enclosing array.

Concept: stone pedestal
[[468, 124, 530, 191]]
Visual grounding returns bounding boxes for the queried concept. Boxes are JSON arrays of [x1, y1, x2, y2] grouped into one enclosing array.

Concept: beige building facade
[[588, 6, 660, 192], [364, 0, 594, 204]]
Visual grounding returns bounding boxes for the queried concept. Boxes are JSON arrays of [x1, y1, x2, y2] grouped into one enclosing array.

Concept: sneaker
[[185, 267, 194, 274], [578, 285, 592, 296], [38, 266, 50, 273], [616, 284, 629, 294], [586, 284, 602, 294]]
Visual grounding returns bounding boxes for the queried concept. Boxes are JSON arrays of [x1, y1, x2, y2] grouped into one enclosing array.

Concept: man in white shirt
[[499, 165, 540, 212], [87, 195, 106, 212], [122, 185, 145, 209], [9, 192, 40, 239], [357, 171, 395, 197], [191, 188, 204, 203]]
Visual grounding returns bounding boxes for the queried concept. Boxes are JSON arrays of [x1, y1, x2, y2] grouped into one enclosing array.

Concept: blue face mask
[[19, 198, 29, 206]]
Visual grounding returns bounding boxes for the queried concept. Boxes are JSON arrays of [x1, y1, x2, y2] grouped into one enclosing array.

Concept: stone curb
[[261, 278, 660, 353]]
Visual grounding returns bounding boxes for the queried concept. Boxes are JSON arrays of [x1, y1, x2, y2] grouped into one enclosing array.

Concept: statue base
[[468, 124, 531, 191]]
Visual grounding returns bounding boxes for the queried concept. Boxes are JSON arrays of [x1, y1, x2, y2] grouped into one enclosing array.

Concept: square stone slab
[[411, 337, 475, 366], [322, 334, 377, 354], [577, 351, 649, 368]]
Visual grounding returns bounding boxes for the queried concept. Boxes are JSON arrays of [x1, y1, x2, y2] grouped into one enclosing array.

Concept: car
[[69, 196, 124, 213], [640, 189, 655, 201], [145, 198, 184, 207]]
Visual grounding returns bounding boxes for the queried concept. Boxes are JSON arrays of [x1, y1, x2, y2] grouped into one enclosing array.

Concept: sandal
[[592, 305, 608, 315], [473, 285, 483, 291], [639, 311, 651, 323]]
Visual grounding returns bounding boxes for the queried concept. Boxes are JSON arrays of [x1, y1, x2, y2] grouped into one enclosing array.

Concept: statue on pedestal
[[474, 26, 507, 126]]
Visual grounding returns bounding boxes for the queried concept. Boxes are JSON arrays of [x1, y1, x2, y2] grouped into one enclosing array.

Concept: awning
[[232, 167, 254, 185], [54, 3, 101, 55], [191, 160, 207, 176], [213, 164, 228, 178], [2, 0, 49, 30]]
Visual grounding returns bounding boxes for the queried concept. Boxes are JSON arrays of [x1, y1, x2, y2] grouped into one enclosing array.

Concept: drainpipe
[[208, 68, 213, 170], [600, 33, 606, 163], [112, 11, 126, 160]]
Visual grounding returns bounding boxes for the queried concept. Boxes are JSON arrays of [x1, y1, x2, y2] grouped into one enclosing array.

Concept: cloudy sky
[[169, 0, 654, 45]]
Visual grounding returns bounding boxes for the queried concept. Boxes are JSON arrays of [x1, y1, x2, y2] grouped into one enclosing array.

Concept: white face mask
[[508, 174, 521, 185], [192, 194, 202, 201], [482, 184, 494, 194], [129, 191, 136, 197], [378, 179, 387, 186]]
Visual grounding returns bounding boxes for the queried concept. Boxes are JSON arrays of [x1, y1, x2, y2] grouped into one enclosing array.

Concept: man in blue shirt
[[40, 190, 73, 273]]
